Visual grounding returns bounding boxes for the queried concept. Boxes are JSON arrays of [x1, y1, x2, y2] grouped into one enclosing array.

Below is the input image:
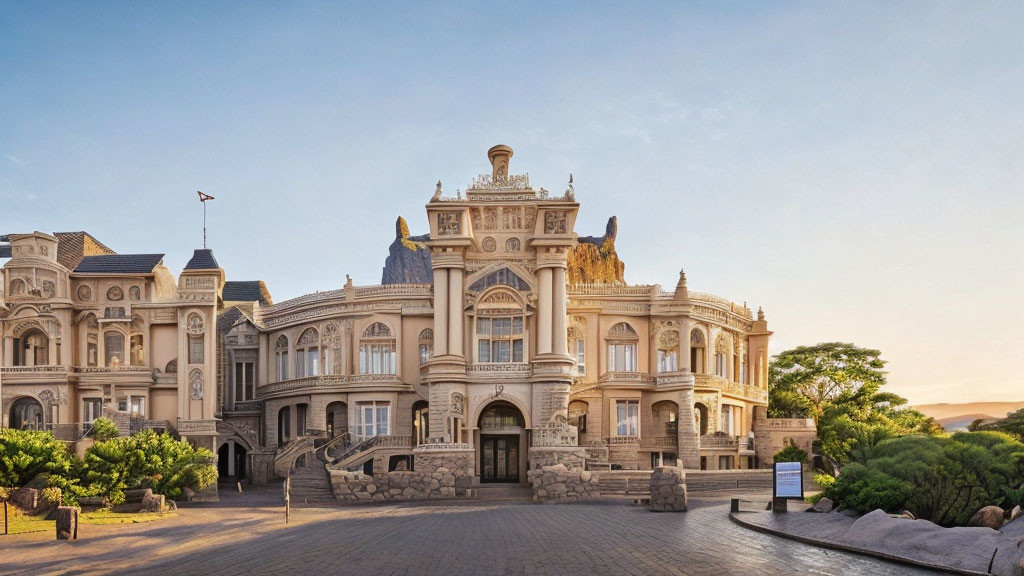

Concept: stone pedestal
[[649, 466, 687, 512], [55, 506, 78, 540]]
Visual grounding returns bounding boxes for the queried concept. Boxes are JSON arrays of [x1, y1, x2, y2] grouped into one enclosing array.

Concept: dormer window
[[606, 322, 638, 372], [359, 322, 396, 374]]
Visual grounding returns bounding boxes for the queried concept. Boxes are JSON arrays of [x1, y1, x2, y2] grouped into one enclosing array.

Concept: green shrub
[[40, 486, 62, 505], [824, 432, 1024, 526], [88, 418, 120, 441], [774, 444, 808, 463], [0, 428, 73, 487]]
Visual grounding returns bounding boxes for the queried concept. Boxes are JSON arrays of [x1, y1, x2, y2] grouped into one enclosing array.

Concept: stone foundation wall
[[527, 446, 587, 471], [328, 450, 473, 503], [649, 466, 687, 512], [528, 464, 600, 503]]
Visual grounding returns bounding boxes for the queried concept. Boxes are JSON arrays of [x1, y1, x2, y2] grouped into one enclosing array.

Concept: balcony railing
[[605, 436, 640, 445], [599, 371, 655, 385], [693, 374, 768, 402], [0, 365, 70, 374], [257, 373, 405, 397]]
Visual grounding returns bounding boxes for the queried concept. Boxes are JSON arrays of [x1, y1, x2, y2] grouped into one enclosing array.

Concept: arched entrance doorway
[[477, 401, 524, 484], [10, 397, 44, 430], [412, 400, 429, 446], [217, 440, 248, 481], [694, 402, 709, 436]]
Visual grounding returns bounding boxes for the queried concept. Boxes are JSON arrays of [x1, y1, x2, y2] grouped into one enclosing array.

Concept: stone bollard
[[649, 466, 687, 512], [55, 506, 79, 540]]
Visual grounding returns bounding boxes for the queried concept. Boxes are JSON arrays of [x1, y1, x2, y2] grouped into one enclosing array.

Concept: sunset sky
[[2, 2, 1021, 405]]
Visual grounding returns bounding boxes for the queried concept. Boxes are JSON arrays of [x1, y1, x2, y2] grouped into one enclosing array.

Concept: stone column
[[3, 335, 12, 367], [448, 267, 463, 357], [537, 268, 552, 354], [433, 268, 448, 357], [680, 316, 691, 372], [552, 267, 567, 356], [676, 388, 700, 470]]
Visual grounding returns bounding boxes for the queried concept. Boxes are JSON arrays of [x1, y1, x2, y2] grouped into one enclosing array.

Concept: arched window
[[359, 322, 395, 374], [657, 330, 679, 373], [569, 317, 586, 376], [295, 328, 320, 378], [690, 329, 706, 374], [17, 329, 49, 367], [275, 335, 289, 381], [130, 316, 145, 366], [418, 329, 433, 366], [568, 400, 589, 434], [652, 401, 678, 436], [278, 406, 291, 445], [714, 334, 729, 378], [104, 331, 124, 367], [475, 290, 526, 364], [606, 322, 637, 372]]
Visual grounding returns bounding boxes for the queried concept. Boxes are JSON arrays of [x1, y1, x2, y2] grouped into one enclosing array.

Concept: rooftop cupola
[[487, 144, 513, 180]]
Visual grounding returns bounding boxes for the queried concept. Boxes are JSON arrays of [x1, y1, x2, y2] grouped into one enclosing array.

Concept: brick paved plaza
[[2, 489, 940, 576]]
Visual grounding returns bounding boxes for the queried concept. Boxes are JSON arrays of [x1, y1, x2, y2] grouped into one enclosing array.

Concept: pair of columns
[[535, 265, 568, 356], [431, 267, 464, 357]]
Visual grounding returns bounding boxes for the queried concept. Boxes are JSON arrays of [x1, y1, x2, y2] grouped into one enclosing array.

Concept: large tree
[[768, 342, 941, 469]]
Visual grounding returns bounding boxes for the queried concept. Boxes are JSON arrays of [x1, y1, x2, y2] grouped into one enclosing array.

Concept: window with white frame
[[714, 334, 729, 377], [359, 322, 396, 374], [606, 323, 638, 372], [656, 329, 679, 373], [418, 329, 433, 365], [275, 335, 289, 381], [83, 398, 102, 423], [356, 401, 390, 437], [569, 320, 586, 376], [234, 361, 255, 402], [615, 399, 639, 436], [476, 316, 525, 363], [295, 328, 320, 378]]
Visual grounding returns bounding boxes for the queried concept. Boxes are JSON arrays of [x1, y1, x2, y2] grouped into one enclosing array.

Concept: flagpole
[[197, 191, 215, 249]]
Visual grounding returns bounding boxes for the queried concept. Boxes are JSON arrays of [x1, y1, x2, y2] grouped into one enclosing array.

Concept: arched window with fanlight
[[474, 289, 526, 364], [690, 329, 706, 374], [359, 322, 396, 374], [418, 329, 433, 365], [714, 333, 729, 378], [295, 328, 320, 378], [656, 330, 679, 373], [275, 335, 289, 381], [606, 322, 638, 372]]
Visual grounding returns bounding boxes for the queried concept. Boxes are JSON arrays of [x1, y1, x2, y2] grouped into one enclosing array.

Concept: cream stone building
[[2, 145, 780, 500]]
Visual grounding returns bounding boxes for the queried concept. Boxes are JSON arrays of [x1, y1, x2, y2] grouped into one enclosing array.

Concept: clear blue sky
[[2, 2, 1022, 404]]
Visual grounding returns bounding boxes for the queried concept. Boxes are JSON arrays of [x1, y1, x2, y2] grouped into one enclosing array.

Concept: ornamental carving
[[186, 313, 205, 336], [189, 369, 204, 400], [481, 237, 496, 252], [544, 211, 567, 234], [450, 392, 465, 416], [107, 286, 124, 301], [502, 206, 523, 229], [77, 285, 91, 301], [659, 330, 680, 349], [437, 212, 461, 236], [524, 207, 537, 229], [129, 286, 141, 301], [505, 237, 520, 251]]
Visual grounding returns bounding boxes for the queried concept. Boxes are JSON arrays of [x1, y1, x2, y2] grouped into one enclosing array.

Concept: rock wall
[[528, 463, 600, 503], [649, 466, 687, 512], [328, 450, 472, 503]]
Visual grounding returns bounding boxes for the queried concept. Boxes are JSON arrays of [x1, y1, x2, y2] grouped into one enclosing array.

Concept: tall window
[[740, 356, 748, 385], [129, 396, 145, 418], [275, 336, 289, 381], [616, 400, 639, 436], [418, 329, 433, 365], [359, 322, 395, 374], [357, 401, 390, 437], [188, 336, 204, 364], [83, 398, 102, 423], [477, 317, 524, 363], [295, 328, 320, 378], [569, 321, 586, 376], [657, 330, 679, 373], [105, 332, 124, 366], [690, 329, 706, 373], [606, 323, 638, 372], [714, 334, 729, 378], [234, 362, 255, 402], [721, 405, 734, 435], [130, 334, 144, 366]]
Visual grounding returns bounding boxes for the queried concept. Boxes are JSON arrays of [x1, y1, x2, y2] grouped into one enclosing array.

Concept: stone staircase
[[473, 483, 533, 501], [289, 463, 337, 507]]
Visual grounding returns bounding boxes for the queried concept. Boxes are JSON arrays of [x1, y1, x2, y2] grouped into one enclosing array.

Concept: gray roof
[[222, 281, 271, 304], [74, 254, 164, 274], [184, 249, 220, 270], [0, 245, 10, 259]]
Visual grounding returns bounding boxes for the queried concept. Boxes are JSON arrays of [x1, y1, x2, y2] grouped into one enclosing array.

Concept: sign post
[[772, 461, 804, 514]]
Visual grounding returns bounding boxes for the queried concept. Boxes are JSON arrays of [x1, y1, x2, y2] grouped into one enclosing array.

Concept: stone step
[[474, 484, 532, 501]]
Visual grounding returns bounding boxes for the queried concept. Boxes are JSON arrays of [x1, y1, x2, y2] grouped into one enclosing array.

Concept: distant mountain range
[[912, 402, 1024, 432]]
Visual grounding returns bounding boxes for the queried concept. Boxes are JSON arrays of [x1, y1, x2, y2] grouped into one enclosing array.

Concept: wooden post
[[4, 500, 8, 535], [55, 506, 79, 540]]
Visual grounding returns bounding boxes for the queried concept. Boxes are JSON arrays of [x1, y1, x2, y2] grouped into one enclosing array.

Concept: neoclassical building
[[1, 145, 774, 498]]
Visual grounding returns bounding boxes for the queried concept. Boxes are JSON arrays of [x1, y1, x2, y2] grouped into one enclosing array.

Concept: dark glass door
[[480, 435, 519, 483]]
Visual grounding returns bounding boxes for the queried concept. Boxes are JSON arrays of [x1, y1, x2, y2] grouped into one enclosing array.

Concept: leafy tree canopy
[[0, 428, 74, 487], [970, 408, 1024, 441]]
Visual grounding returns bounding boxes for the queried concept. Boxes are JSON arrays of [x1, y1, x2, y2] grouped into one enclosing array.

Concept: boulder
[[809, 498, 834, 513], [123, 488, 153, 503], [10, 487, 39, 511], [968, 506, 1006, 529], [991, 535, 1024, 576], [141, 494, 165, 513]]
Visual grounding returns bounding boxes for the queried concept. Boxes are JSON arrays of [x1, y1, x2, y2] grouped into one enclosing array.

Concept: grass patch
[[1, 507, 175, 535]]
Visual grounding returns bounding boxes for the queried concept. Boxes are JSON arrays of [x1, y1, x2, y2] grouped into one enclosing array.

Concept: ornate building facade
[[1, 145, 775, 499]]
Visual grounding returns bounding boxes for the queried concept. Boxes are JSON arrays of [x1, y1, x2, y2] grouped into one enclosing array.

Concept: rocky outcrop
[[968, 505, 1006, 529], [567, 216, 625, 285], [381, 216, 432, 284], [649, 466, 687, 512]]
